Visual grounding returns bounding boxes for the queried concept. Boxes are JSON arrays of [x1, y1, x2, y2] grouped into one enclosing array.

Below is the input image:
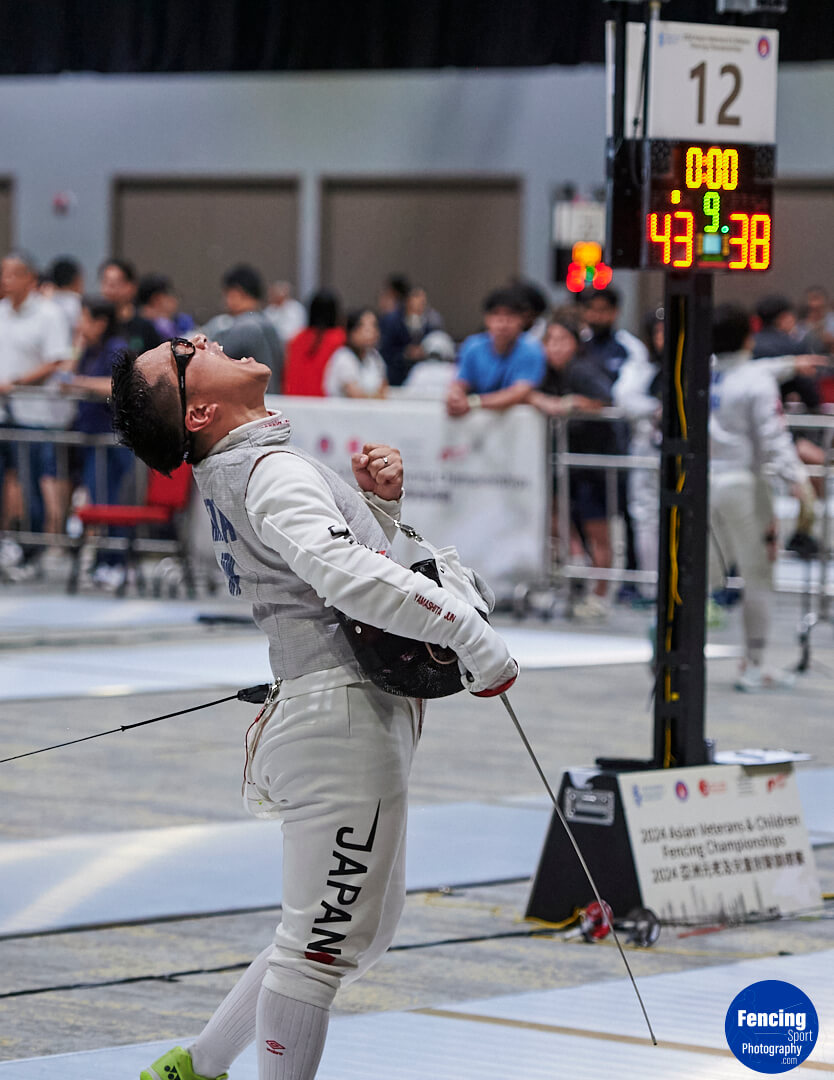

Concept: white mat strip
[[0, 803, 550, 937], [3, 948, 831, 1078], [0, 629, 739, 701]]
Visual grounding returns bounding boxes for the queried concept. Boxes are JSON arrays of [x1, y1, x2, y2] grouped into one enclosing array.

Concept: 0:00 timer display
[[645, 143, 773, 272]]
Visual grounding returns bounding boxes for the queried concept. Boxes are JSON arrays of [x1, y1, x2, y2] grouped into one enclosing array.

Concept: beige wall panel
[[714, 186, 834, 311], [114, 181, 298, 324], [0, 183, 13, 255], [321, 179, 521, 340]]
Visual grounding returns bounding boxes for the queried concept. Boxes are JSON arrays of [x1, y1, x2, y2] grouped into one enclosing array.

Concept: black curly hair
[[711, 304, 751, 356], [110, 348, 187, 475]]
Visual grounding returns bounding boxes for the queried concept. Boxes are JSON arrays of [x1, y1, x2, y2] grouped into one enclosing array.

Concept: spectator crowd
[[0, 249, 831, 688]]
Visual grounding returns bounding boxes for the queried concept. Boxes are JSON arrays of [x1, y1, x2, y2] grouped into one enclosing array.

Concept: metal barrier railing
[[548, 407, 834, 619], [2, 387, 833, 613], [0, 387, 145, 558]]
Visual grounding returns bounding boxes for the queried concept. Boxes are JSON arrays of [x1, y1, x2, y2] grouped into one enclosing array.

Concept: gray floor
[[1, 573, 833, 1071]]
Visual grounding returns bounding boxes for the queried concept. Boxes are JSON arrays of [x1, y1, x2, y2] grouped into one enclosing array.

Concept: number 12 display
[[644, 141, 774, 271]]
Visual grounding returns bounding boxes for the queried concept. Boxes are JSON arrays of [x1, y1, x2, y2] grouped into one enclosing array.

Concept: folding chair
[[67, 463, 196, 597]]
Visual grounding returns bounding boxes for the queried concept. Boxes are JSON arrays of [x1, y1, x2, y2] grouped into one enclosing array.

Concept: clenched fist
[[351, 443, 403, 502]]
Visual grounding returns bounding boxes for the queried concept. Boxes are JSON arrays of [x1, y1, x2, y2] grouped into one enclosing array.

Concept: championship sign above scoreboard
[[605, 20, 779, 273], [647, 21, 778, 145]]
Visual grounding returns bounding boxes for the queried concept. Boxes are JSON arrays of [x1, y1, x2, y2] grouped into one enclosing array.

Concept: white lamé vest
[[193, 417, 392, 680]]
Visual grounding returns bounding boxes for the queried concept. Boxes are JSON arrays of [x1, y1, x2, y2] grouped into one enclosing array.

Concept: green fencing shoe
[[140, 1045, 228, 1080]]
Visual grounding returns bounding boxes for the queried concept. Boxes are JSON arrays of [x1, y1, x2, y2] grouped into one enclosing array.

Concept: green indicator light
[[721, 225, 729, 234]]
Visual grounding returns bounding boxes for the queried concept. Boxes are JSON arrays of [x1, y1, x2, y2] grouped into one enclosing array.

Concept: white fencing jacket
[[193, 413, 512, 690], [710, 351, 806, 487]]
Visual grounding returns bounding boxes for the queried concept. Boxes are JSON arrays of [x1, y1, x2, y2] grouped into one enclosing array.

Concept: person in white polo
[[0, 251, 72, 545]]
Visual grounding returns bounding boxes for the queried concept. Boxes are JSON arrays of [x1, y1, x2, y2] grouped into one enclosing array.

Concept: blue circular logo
[[726, 980, 818, 1073]]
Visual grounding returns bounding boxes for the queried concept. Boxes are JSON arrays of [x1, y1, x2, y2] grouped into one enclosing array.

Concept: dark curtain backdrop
[[0, 1, 830, 74]]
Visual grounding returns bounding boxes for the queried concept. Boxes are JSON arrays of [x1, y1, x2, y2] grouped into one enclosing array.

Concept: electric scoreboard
[[645, 141, 774, 270], [606, 20, 778, 273]]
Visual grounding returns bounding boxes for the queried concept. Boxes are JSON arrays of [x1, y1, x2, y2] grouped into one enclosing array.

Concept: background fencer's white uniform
[[193, 413, 513, 1011], [709, 350, 807, 663], [612, 350, 661, 594]]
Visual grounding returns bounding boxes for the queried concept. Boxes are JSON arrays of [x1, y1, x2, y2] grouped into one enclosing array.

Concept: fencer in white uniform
[[110, 334, 517, 1080], [614, 319, 821, 605], [612, 346, 661, 599], [709, 305, 814, 692]]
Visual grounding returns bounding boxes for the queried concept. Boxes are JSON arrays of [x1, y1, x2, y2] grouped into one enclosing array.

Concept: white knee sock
[[743, 584, 770, 667], [189, 946, 272, 1078], [256, 985, 330, 1080]]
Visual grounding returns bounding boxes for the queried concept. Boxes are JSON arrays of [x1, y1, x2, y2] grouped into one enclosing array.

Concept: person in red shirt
[[283, 290, 345, 396]]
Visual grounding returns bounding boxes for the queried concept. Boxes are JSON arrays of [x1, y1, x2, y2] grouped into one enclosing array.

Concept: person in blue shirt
[[62, 296, 133, 584], [446, 286, 546, 417]]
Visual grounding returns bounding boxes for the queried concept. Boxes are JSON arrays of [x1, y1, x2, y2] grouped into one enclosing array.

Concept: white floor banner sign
[[267, 396, 549, 591], [621, 764, 820, 922]]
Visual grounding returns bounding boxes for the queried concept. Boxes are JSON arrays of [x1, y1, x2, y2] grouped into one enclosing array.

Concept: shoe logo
[[265, 1040, 285, 1056], [163, 1068, 181, 1079]]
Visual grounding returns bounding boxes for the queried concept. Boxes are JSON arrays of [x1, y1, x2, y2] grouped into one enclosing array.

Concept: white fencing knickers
[[243, 662, 421, 1009], [628, 450, 659, 598], [709, 471, 774, 664]]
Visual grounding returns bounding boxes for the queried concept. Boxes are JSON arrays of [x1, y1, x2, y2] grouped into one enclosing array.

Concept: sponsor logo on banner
[[632, 782, 664, 807], [758, 36, 771, 58], [767, 773, 788, 793], [699, 777, 728, 797], [675, 780, 689, 801], [736, 773, 755, 797]]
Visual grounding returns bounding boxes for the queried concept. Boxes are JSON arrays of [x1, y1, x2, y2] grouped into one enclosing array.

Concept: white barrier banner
[[267, 396, 548, 591], [622, 764, 820, 922]]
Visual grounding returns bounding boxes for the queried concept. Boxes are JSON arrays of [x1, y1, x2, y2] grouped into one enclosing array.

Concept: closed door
[[114, 179, 299, 324], [321, 178, 521, 340]]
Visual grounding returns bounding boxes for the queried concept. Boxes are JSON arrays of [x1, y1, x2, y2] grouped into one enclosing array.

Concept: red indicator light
[[592, 263, 613, 289], [566, 261, 586, 293]]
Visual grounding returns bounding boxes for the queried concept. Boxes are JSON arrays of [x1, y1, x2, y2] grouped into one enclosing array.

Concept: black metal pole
[[653, 272, 713, 768]]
